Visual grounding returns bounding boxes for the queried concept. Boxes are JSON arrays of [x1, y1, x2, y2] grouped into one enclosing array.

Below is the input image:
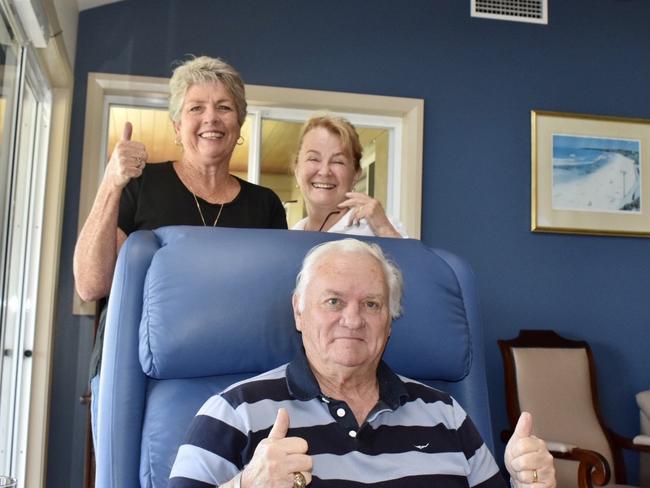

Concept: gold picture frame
[[532, 110, 650, 237]]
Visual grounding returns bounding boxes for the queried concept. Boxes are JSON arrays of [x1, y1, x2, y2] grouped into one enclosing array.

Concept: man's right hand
[[105, 121, 148, 189], [241, 408, 312, 487]]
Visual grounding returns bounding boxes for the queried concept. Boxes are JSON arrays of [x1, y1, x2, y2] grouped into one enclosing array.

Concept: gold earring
[[174, 137, 182, 146], [236, 136, 245, 146]]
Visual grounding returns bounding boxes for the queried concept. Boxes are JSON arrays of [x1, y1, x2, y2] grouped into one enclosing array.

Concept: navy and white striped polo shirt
[[170, 350, 506, 488]]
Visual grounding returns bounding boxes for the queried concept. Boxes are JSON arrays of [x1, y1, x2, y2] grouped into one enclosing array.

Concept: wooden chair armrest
[[547, 442, 610, 488], [609, 430, 650, 453]]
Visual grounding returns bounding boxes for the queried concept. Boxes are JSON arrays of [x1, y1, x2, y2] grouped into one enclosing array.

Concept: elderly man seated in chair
[[169, 238, 556, 488]]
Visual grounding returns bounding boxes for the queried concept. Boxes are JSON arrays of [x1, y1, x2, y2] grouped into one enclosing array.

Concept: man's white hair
[[293, 238, 403, 319]]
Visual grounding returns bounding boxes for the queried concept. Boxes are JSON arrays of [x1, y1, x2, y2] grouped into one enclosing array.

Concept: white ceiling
[[75, 0, 124, 11]]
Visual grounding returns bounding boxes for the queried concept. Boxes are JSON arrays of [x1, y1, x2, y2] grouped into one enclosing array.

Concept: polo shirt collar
[[286, 348, 409, 410]]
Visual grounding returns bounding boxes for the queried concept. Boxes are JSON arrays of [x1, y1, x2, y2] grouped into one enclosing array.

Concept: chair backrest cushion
[[512, 347, 614, 488], [139, 228, 471, 381]]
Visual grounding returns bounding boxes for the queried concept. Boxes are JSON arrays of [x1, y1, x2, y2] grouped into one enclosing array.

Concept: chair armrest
[[633, 435, 650, 447], [609, 430, 650, 453], [545, 440, 610, 488], [546, 440, 577, 453]]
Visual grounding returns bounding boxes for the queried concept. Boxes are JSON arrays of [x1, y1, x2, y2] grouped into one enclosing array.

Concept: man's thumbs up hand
[[504, 412, 556, 488], [242, 408, 312, 487]]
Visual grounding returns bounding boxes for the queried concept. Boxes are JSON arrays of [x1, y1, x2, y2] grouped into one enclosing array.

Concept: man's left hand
[[504, 412, 556, 488]]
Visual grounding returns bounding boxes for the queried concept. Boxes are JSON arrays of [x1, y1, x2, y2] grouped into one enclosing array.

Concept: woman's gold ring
[[293, 471, 307, 488], [532, 469, 539, 483]]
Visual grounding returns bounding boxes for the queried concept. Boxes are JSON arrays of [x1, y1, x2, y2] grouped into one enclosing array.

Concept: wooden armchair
[[498, 330, 650, 488]]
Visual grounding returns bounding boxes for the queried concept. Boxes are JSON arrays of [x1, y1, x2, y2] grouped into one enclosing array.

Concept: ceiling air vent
[[471, 0, 547, 25]]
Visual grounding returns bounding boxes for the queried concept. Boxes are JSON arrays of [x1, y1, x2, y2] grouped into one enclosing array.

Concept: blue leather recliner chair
[[96, 226, 494, 488]]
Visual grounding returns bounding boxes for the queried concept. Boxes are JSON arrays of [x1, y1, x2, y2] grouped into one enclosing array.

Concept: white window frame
[[75, 73, 424, 314], [0, 1, 73, 486], [0, 44, 51, 484], [0, 37, 21, 477]]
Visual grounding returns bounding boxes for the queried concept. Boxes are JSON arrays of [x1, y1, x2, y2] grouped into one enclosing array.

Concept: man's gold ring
[[293, 471, 307, 488], [532, 469, 539, 483]]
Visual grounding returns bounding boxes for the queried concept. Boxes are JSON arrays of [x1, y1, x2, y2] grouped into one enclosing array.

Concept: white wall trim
[[25, 31, 73, 488]]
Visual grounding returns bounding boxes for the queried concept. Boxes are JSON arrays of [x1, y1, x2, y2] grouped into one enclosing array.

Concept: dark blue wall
[[48, 0, 650, 486]]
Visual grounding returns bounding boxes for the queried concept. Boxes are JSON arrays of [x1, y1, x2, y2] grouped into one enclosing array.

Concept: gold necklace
[[188, 184, 225, 227]]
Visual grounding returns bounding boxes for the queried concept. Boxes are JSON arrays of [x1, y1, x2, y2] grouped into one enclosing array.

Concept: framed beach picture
[[531, 110, 650, 237]]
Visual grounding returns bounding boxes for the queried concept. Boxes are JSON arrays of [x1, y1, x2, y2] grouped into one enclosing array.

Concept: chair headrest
[[139, 227, 472, 381]]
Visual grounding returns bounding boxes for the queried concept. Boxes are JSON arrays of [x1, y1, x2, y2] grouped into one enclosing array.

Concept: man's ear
[[292, 294, 303, 332]]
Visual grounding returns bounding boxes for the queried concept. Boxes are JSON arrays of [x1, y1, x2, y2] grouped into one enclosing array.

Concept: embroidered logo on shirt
[[414, 443, 429, 450]]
